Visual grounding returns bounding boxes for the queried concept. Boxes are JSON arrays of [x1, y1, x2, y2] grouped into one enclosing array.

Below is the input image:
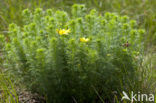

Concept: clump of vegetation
[[2, 4, 145, 102], [0, 0, 155, 46]]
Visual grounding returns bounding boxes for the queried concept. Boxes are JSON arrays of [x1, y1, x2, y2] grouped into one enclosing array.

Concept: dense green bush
[[2, 4, 145, 102]]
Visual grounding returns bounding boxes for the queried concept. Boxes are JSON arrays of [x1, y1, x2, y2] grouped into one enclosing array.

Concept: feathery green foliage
[[2, 4, 145, 102], [0, 0, 155, 46]]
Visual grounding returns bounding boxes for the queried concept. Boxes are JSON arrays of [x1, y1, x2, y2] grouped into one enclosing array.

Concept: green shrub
[[2, 4, 145, 103]]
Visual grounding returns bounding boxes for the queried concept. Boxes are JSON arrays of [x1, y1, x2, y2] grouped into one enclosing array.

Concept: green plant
[[2, 4, 145, 102], [0, 0, 155, 46], [0, 73, 18, 103]]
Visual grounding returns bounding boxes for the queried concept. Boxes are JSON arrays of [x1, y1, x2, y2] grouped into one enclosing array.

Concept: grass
[[0, 72, 18, 103]]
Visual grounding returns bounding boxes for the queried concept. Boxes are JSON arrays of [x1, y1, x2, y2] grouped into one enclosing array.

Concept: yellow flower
[[80, 37, 89, 43], [56, 29, 70, 35]]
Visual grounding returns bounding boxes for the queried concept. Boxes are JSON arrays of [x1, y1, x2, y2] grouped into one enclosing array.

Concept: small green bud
[[47, 25, 53, 30], [0, 35, 5, 43], [12, 29, 17, 34], [22, 9, 30, 16], [130, 29, 137, 42], [30, 23, 36, 30], [23, 38, 29, 44], [5, 43, 11, 50], [133, 51, 140, 55], [113, 15, 119, 21], [121, 15, 129, 23], [120, 37, 126, 43], [122, 23, 129, 30], [31, 41, 37, 47], [130, 29, 137, 36], [35, 8, 43, 14], [80, 5, 85, 10], [62, 13, 66, 18], [138, 29, 145, 35], [45, 16, 50, 21], [130, 20, 137, 28], [101, 19, 107, 26], [13, 38, 18, 43], [85, 15, 92, 21], [109, 19, 116, 25], [9, 23, 16, 30], [36, 36, 42, 41], [96, 39, 101, 43], [46, 9, 53, 16], [77, 18, 83, 23], [69, 38, 75, 44], [51, 37, 57, 42], [70, 20, 76, 25], [90, 9, 97, 16], [50, 17, 55, 23], [36, 48, 45, 59], [36, 48, 45, 53], [122, 48, 127, 52], [39, 30, 44, 34], [104, 12, 111, 20], [22, 32, 28, 38], [23, 25, 29, 31], [50, 37, 57, 46], [72, 4, 78, 10], [0, 34, 4, 38]]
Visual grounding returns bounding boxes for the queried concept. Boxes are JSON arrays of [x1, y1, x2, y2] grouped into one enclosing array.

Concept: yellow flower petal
[[56, 29, 70, 35], [80, 37, 89, 43]]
